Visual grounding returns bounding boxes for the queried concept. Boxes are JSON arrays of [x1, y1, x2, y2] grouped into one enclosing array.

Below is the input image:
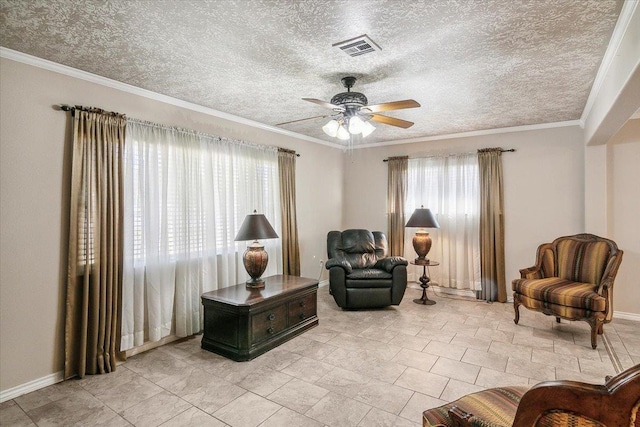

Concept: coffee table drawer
[[288, 293, 317, 326], [252, 305, 287, 343]]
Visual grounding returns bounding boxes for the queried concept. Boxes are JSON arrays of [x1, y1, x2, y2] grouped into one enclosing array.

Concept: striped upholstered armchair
[[512, 234, 623, 349]]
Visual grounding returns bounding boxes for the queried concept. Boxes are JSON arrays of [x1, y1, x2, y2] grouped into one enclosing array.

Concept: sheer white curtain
[[121, 120, 282, 351], [405, 154, 481, 291]]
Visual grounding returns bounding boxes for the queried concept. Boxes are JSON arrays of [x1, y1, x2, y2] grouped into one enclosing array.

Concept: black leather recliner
[[326, 229, 408, 309]]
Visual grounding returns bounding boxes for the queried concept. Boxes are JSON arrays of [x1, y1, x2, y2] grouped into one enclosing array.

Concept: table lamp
[[405, 205, 440, 263], [235, 210, 279, 288]]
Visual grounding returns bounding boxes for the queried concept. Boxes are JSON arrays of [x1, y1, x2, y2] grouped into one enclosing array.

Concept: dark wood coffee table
[[201, 274, 318, 361]]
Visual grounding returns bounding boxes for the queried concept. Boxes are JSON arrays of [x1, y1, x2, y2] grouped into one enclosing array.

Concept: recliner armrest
[[374, 256, 408, 273], [325, 258, 352, 274]]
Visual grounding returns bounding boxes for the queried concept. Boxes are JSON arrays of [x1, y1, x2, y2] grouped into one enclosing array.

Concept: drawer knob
[[299, 313, 306, 320], [268, 313, 275, 321], [300, 301, 306, 307], [267, 327, 274, 334]]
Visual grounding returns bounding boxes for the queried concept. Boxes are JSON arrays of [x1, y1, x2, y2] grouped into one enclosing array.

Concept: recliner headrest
[[326, 229, 389, 261], [342, 229, 376, 254]]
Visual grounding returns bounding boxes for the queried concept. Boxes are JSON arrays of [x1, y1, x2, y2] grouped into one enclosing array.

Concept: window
[[121, 120, 282, 350], [405, 154, 481, 290]]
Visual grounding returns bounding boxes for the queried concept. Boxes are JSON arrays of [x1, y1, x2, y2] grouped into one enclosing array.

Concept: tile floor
[[2, 284, 638, 427]]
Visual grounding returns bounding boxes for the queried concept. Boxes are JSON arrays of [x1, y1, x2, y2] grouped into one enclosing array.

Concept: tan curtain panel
[[478, 148, 507, 302], [278, 148, 300, 276], [387, 156, 408, 256], [65, 107, 126, 379]]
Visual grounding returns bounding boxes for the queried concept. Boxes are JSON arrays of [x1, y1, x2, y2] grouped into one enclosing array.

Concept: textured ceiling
[[0, 0, 623, 146]]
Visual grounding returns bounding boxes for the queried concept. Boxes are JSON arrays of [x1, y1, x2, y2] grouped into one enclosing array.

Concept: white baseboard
[[432, 286, 476, 298], [0, 370, 64, 403], [408, 283, 476, 299], [614, 311, 640, 322], [125, 334, 185, 358], [318, 279, 329, 288]]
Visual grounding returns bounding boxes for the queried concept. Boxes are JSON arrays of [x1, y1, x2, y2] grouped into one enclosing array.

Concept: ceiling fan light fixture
[[322, 119, 340, 137], [348, 115, 364, 134], [336, 125, 350, 140], [361, 120, 376, 137], [288, 76, 418, 142]]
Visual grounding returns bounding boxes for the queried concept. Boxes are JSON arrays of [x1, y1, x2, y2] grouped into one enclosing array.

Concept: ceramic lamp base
[[243, 242, 268, 288], [412, 231, 432, 262], [245, 278, 265, 289]]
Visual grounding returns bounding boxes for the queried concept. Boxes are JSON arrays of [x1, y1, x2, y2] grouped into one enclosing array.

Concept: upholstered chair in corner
[[512, 233, 623, 349]]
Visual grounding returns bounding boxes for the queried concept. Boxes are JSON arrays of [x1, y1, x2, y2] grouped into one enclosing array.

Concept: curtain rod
[[277, 147, 301, 157], [58, 104, 124, 116], [58, 104, 300, 157], [383, 148, 515, 162]]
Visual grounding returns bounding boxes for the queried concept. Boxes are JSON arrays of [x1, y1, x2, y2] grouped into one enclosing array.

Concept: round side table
[[411, 260, 439, 305]]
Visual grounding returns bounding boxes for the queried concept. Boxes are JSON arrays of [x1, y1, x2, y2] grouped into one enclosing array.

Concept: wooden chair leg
[[590, 327, 598, 349], [513, 298, 520, 325], [556, 317, 561, 323], [589, 317, 604, 349]]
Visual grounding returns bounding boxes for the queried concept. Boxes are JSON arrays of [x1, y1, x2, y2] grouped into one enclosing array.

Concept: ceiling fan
[[276, 76, 420, 140]]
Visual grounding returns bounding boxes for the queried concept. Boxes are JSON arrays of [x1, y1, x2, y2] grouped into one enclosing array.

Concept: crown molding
[[0, 46, 595, 150], [0, 47, 342, 150], [580, 0, 639, 124], [353, 120, 583, 149]]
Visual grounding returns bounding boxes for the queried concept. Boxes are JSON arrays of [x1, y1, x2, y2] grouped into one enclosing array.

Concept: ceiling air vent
[[332, 34, 381, 57]]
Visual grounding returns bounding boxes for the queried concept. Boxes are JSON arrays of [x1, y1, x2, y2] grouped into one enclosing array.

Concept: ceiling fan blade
[[275, 114, 331, 126], [370, 113, 414, 129], [302, 98, 345, 111], [365, 100, 421, 113]]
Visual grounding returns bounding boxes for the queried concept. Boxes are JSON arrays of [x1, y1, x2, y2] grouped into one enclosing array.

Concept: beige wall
[[0, 58, 343, 392], [584, 144, 609, 236], [607, 119, 640, 315], [342, 126, 586, 291]]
